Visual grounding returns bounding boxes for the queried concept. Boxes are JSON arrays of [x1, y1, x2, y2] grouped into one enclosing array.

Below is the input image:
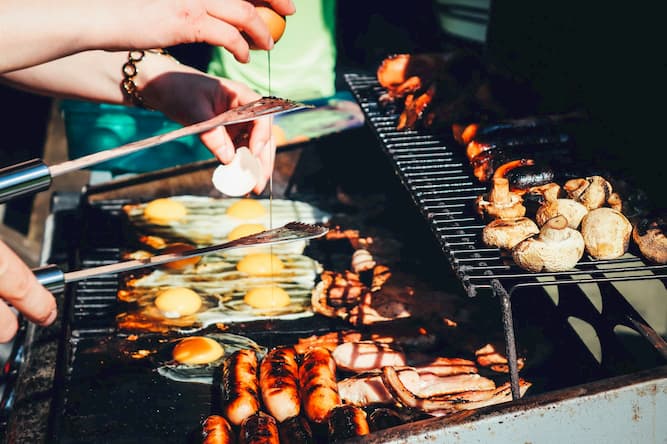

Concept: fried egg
[[118, 253, 322, 332], [156, 333, 265, 384], [244, 286, 291, 309], [228, 223, 266, 241], [154, 287, 202, 318], [143, 198, 188, 225], [237, 253, 285, 276], [172, 336, 224, 364], [226, 198, 267, 219], [160, 242, 201, 270], [123, 196, 330, 248]]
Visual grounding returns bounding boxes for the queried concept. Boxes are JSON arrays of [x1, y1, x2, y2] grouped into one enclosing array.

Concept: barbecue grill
[[2, 70, 667, 443]]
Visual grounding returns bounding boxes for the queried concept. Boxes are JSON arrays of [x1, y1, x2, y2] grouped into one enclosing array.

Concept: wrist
[[121, 49, 180, 109]]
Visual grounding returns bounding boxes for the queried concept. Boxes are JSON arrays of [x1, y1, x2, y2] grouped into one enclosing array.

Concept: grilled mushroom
[[535, 196, 588, 229], [563, 176, 613, 210], [633, 215, 667, 264], [580, 207, 632, 260], [482, 217, 539, 250], [512, 215, 585, 272], [475, 177, 525, 220]]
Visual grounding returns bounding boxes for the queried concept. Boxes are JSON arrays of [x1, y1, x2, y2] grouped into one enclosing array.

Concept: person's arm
[[0, 0, 295, 73], [1, 50, 275, 192]]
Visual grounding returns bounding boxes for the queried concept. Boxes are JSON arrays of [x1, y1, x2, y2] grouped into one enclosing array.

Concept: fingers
[[264, 0, 296, 16], [0, 302, 19, 343], [0, 241, 57, 342], [247, 116, 275, 193], [200, 126, 236, 164], [206, 0, 274, 54]]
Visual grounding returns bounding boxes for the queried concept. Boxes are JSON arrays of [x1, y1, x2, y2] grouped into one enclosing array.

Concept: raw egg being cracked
[[244, 285, 291, 309], [154, 287, 202, 318], [143, 198, 188, 225], [248, 2, 287, 49], [237, 253, 285, 276]]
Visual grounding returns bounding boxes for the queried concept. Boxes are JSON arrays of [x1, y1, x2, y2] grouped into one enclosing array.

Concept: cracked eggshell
[[212, 147, 262, 197]]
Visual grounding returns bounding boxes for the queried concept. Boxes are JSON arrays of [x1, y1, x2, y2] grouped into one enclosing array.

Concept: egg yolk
[[155, 287, 202, 318], [228, 223, 267, 241], [226, 199, 266, 219], [172, 336, 224, 365], [244, 286, 291, 309], [160, 243, 201, 270], [237, 253, 285, 276], [143, 198, 188, 225]]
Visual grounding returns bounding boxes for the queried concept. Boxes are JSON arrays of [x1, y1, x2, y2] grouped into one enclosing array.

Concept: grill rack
[[343, 72, 667, 398]]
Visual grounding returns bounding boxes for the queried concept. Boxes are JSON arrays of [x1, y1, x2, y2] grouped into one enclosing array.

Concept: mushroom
[[563, 176, 613, 210], [482, 217, 539, 250], [512, 215, 585, 272], [632, 214, 667, 264], [475, 177, 526, 220], [580, 207, 632, 260], [527, 182, 561, 204], [535, 196, 588, 229]]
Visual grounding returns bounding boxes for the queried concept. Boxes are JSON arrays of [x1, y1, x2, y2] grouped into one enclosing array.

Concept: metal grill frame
[[344, 72, 667, 398]]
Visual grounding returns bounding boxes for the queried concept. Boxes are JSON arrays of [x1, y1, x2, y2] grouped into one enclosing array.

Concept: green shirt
[[208, 0, 337, 101]]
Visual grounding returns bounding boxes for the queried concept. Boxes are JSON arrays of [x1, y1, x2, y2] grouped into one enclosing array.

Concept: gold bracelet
[[121, 49, 172, 109]]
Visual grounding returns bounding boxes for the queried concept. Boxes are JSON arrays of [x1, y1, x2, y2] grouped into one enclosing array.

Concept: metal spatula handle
[[0, 97, 310, 204], [33, 222, 328, 293]]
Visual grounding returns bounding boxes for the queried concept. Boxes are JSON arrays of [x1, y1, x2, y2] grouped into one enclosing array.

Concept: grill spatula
[[0, 96, 310, 203], [33, 222, 328, 293]]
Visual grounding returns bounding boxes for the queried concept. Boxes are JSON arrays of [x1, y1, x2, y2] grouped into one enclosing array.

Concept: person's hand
[[1, 0, 296, 73], [96, 0, 296, 62], [140, 54, 276, 194], [0, 241, 57, 343]]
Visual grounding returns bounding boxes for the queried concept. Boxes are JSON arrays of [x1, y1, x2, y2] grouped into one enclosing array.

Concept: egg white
[[124, 196, 330, 247]]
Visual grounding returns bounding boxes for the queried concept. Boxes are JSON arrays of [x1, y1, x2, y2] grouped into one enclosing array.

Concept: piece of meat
[[221, 349, 260, 426], [332, 341, 407, 373], [299, 347, 342, 424], [259, 346, 300, 422]]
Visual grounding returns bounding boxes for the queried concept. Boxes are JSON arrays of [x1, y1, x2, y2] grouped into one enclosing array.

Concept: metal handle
[[32, 264, 65, 294], [0, 159, 52, 204]]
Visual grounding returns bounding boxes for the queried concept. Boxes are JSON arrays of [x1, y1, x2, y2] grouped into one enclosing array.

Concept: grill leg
[[492, 279, 521, 399]]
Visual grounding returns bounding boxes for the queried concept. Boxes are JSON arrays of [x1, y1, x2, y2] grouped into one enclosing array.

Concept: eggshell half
[[212, 147, 262, 197]]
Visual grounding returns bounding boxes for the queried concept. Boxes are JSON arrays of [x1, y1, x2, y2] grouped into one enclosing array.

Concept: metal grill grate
[[344, 72, 667, 397]]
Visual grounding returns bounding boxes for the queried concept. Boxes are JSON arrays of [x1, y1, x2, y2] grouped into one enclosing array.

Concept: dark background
[[1, 0, 664, 226]]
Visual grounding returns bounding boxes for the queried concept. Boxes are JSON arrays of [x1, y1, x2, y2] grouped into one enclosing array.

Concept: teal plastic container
[[60, 100, 213, 173]]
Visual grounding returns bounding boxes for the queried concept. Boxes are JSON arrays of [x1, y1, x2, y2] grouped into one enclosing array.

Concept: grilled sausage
[[327, 405, 370, 442], [221, 349, 260, 426], [201, 415, 236, 444], [299, 347, 342, 424], [259, 346, 300, 422], [278, 415, 315, 444], [239, 412, 279, 444]]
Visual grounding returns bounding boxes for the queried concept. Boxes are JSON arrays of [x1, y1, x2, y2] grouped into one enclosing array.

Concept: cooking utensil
[[33, 221, 327, 293], [0, 97, 310, 203]]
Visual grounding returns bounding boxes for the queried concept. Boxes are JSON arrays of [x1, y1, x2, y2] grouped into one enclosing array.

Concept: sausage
[[327, 405, 370, 442], [201, 415, 236, 444], [278, 415, 315, 444], [239, 412, 279, 444], [221, 349, 260, 426], [298, 347, 341, 424], [259, 346, 300, 422]]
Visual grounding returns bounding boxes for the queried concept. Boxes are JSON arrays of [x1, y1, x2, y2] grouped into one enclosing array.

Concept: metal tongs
[[33, 222, 328, 293], [0, 97, 310, 203]]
